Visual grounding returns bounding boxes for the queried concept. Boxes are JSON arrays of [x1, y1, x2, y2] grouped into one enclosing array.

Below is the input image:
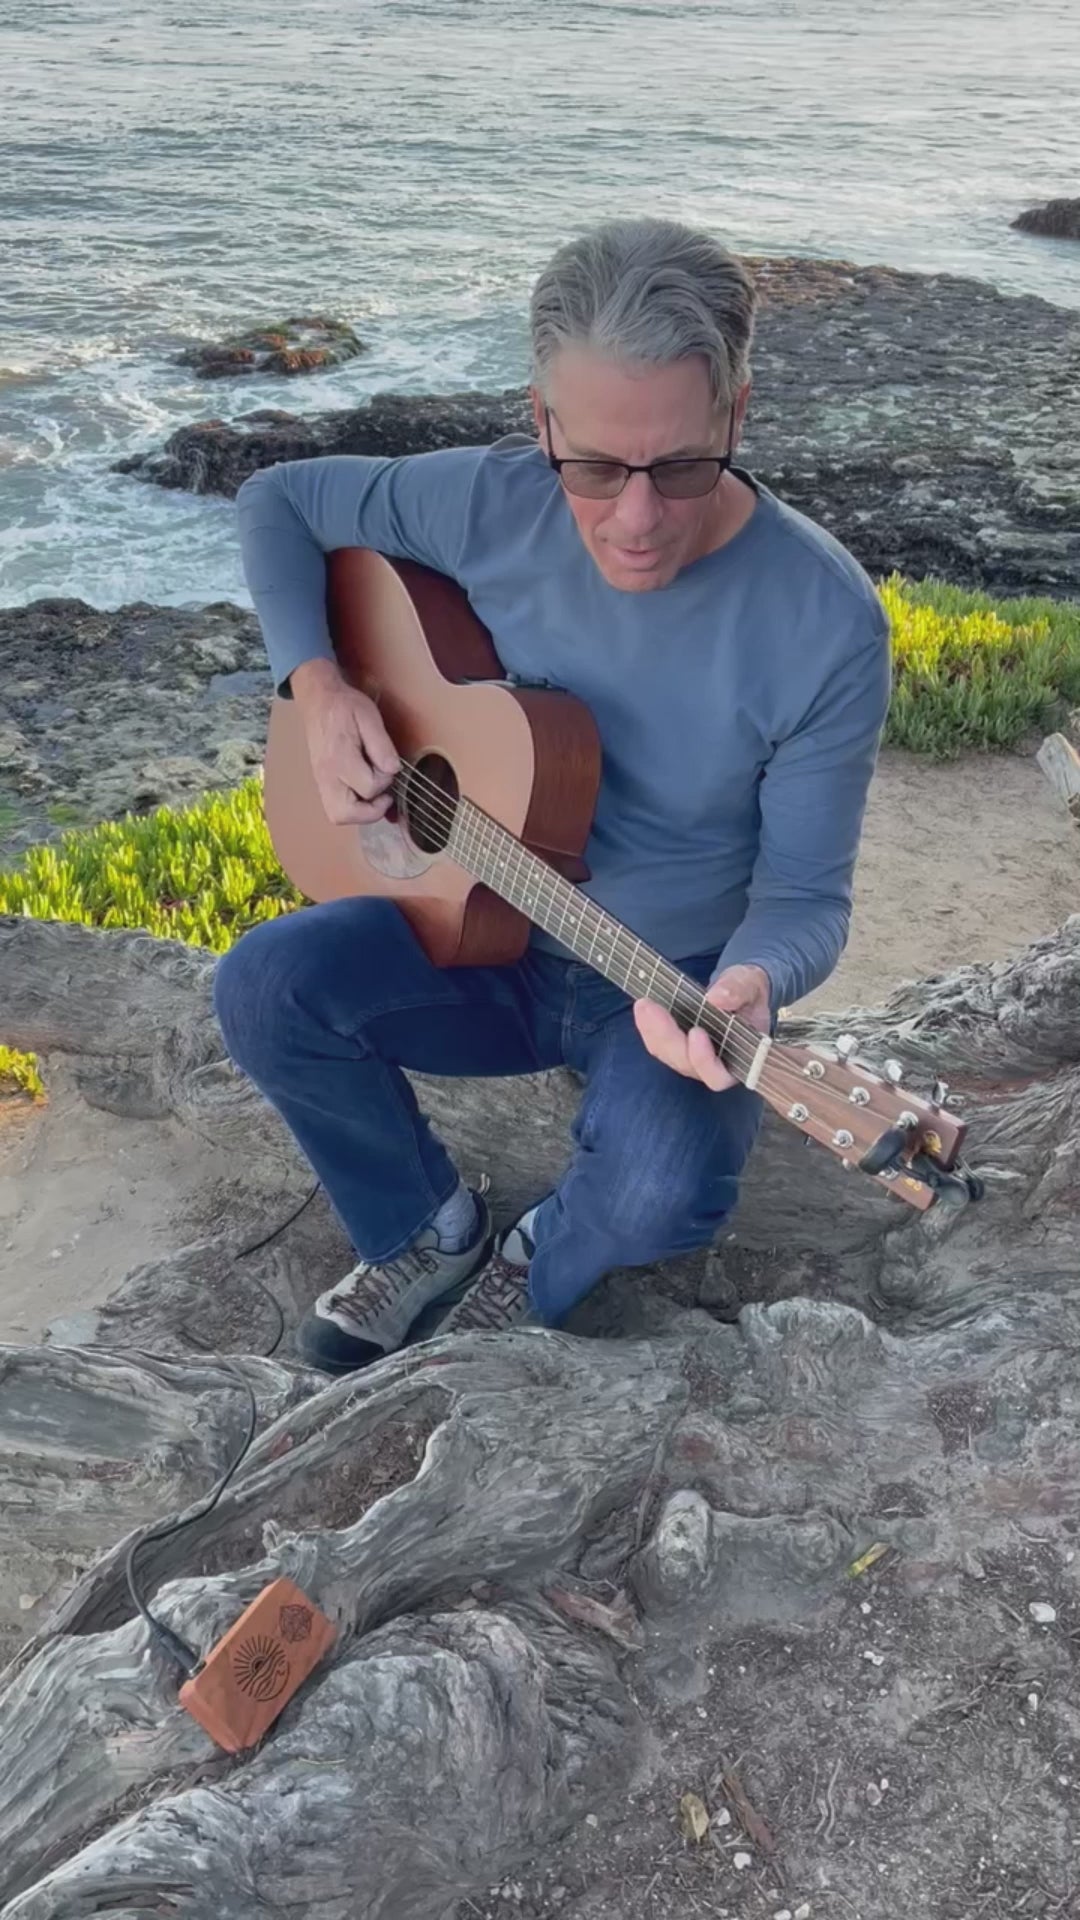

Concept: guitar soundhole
[[403, 753, 458, 855]]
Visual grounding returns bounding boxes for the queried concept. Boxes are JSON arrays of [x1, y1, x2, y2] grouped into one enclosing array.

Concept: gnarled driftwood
[[1, 911, 1079, 1917]]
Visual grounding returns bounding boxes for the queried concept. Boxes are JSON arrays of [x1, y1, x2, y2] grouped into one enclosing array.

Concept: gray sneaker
[[298, 1191, 493, 1374], [437, 1220, 540, 1336]]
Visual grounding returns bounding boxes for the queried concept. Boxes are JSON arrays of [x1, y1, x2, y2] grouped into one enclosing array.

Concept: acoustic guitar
[[263, 548, 981, 1214]]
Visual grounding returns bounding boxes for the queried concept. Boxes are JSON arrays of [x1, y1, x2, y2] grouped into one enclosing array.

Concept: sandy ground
[[0, 1092, 227, 1345], [1, 746, 1077, 1346], [801, 746, 1078, 1013]]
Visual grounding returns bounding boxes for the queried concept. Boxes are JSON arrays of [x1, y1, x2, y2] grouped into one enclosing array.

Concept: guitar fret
[[439, 787, 763, 1090]]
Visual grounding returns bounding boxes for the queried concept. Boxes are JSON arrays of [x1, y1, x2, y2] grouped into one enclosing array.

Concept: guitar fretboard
[[400, 767, 769, 1087]]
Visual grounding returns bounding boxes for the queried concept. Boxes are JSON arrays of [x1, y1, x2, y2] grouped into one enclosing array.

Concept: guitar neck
[[442, 789, 770, 1090]]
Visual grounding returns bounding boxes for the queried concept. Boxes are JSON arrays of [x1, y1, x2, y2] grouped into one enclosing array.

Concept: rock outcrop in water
[[175, 314, 366, 379], [117, 257, 1080, 595], [116, 389, 533, 492], [1012, 198, 1080, 241]]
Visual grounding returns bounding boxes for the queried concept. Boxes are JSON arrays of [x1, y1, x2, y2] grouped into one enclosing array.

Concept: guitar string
[[390, 759, 913, 1131], [444, 789, 853, 1117], [391, 756, 765, 1076], [384, 757, 926, 1143]]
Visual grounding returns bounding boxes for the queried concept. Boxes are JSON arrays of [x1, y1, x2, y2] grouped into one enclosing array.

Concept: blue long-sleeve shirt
[[236, 435, 891, 1008]]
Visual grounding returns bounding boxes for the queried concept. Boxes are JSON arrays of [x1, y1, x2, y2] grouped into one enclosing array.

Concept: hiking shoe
[[298, 1192, 494, 1374], [436, 1218, 540, 1336]]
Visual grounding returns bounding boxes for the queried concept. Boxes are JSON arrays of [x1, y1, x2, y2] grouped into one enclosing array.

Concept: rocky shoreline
[[4, 255, 1080, 869], [0, 600, 270, 864], [116, 257, 1080, 594]]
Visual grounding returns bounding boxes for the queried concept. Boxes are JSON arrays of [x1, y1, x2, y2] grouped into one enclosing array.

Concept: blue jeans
[[212, 898, 762, 1326]]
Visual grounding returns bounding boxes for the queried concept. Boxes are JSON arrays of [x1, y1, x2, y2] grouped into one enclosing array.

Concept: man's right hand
[[289, 657, 400, 825]]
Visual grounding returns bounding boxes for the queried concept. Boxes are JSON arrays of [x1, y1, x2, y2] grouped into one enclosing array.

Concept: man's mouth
[[609, 544, 664, 568]]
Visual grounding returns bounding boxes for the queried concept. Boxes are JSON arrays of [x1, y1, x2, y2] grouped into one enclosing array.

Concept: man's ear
[[528, 385, 547, 440], [732, 378, 752, 445]]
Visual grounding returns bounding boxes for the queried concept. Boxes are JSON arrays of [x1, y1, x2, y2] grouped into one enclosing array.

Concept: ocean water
[[2, 0, 1079, 611]]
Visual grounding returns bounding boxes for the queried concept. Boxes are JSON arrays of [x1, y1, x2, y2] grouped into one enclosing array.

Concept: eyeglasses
[[544, 405, 734, 500]]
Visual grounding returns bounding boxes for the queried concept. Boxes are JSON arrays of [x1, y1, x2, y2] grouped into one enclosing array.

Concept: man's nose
[[611, 470, 664, 535]]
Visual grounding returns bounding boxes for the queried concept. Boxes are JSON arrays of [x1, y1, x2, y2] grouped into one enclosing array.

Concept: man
[[216, 215, 891, 1374]]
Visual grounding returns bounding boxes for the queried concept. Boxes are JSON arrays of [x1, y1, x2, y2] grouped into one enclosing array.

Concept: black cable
[[233, 1180, 321, 1266], [125, 1374, 258, 1675], [231, 1179, 321, 1357], [124, 1179, 322, 1671]]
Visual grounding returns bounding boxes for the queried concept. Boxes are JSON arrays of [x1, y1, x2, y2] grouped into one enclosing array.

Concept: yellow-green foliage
[[0, 778, 303, 952], [0, 781, 303, 1099], [0, 1044, 45, 1100], [882, 574, 1080, 757]]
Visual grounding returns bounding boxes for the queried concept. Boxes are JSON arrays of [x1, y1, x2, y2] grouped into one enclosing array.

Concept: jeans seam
[[363, 1056, 460, 1263], [326, 987, 551, 1078], [568, 1014, 619, 1151], [561, 970, 579, 1056], [561, 969, 627, 1046], [322, 987, 509, 1048]]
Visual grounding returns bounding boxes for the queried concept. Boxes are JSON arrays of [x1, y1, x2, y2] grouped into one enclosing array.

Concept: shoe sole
[[298, 1204, 497, 1375], [298, 1237, 493, 1377]]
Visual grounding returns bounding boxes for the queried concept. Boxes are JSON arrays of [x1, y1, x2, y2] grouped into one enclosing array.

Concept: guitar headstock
[[763, 1034, 982, 1211]]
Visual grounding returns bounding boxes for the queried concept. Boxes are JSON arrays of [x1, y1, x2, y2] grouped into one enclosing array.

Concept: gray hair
[[529, 217, 757, 410]]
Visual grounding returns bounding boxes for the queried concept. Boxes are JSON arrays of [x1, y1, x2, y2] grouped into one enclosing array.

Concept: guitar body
[[261, 552, 973, 1213], [263, 548, 602, 966]]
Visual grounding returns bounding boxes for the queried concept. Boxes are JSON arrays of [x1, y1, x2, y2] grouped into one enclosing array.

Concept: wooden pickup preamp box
[[179, 1577, 336, 1752]]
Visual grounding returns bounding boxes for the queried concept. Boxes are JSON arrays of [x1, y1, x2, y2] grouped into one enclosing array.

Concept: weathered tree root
[[2, 911, 1079, 1914]]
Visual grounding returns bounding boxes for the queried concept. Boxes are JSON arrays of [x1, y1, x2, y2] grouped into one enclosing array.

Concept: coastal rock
[[1012, 198, 1080, 241], [0, 598, 270, 863], [175, 314, 366, 379], [114, 389, 533, 492], [0, 720, 41, 798], [116, 258, 1080, 594]]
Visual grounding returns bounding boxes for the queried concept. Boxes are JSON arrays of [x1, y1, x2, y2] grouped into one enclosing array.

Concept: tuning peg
[[932, 1079, 949, 1107], [884, 1059, 904, 1085], [836, 1033, 858, 1061]]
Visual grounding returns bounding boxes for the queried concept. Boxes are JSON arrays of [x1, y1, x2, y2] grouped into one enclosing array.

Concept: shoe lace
[[329, 1241, 441, 1323], [454, 1252, 530, 1331]]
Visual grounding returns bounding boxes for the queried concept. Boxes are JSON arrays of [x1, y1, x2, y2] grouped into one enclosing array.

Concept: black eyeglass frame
[[543, 404, 736, 498]]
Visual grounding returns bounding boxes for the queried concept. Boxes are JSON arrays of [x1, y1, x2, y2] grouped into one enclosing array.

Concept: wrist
[[288, 655, 344, 708]]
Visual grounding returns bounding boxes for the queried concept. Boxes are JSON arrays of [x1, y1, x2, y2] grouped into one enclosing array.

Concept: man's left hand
[[633, 963, 772, 1092]]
